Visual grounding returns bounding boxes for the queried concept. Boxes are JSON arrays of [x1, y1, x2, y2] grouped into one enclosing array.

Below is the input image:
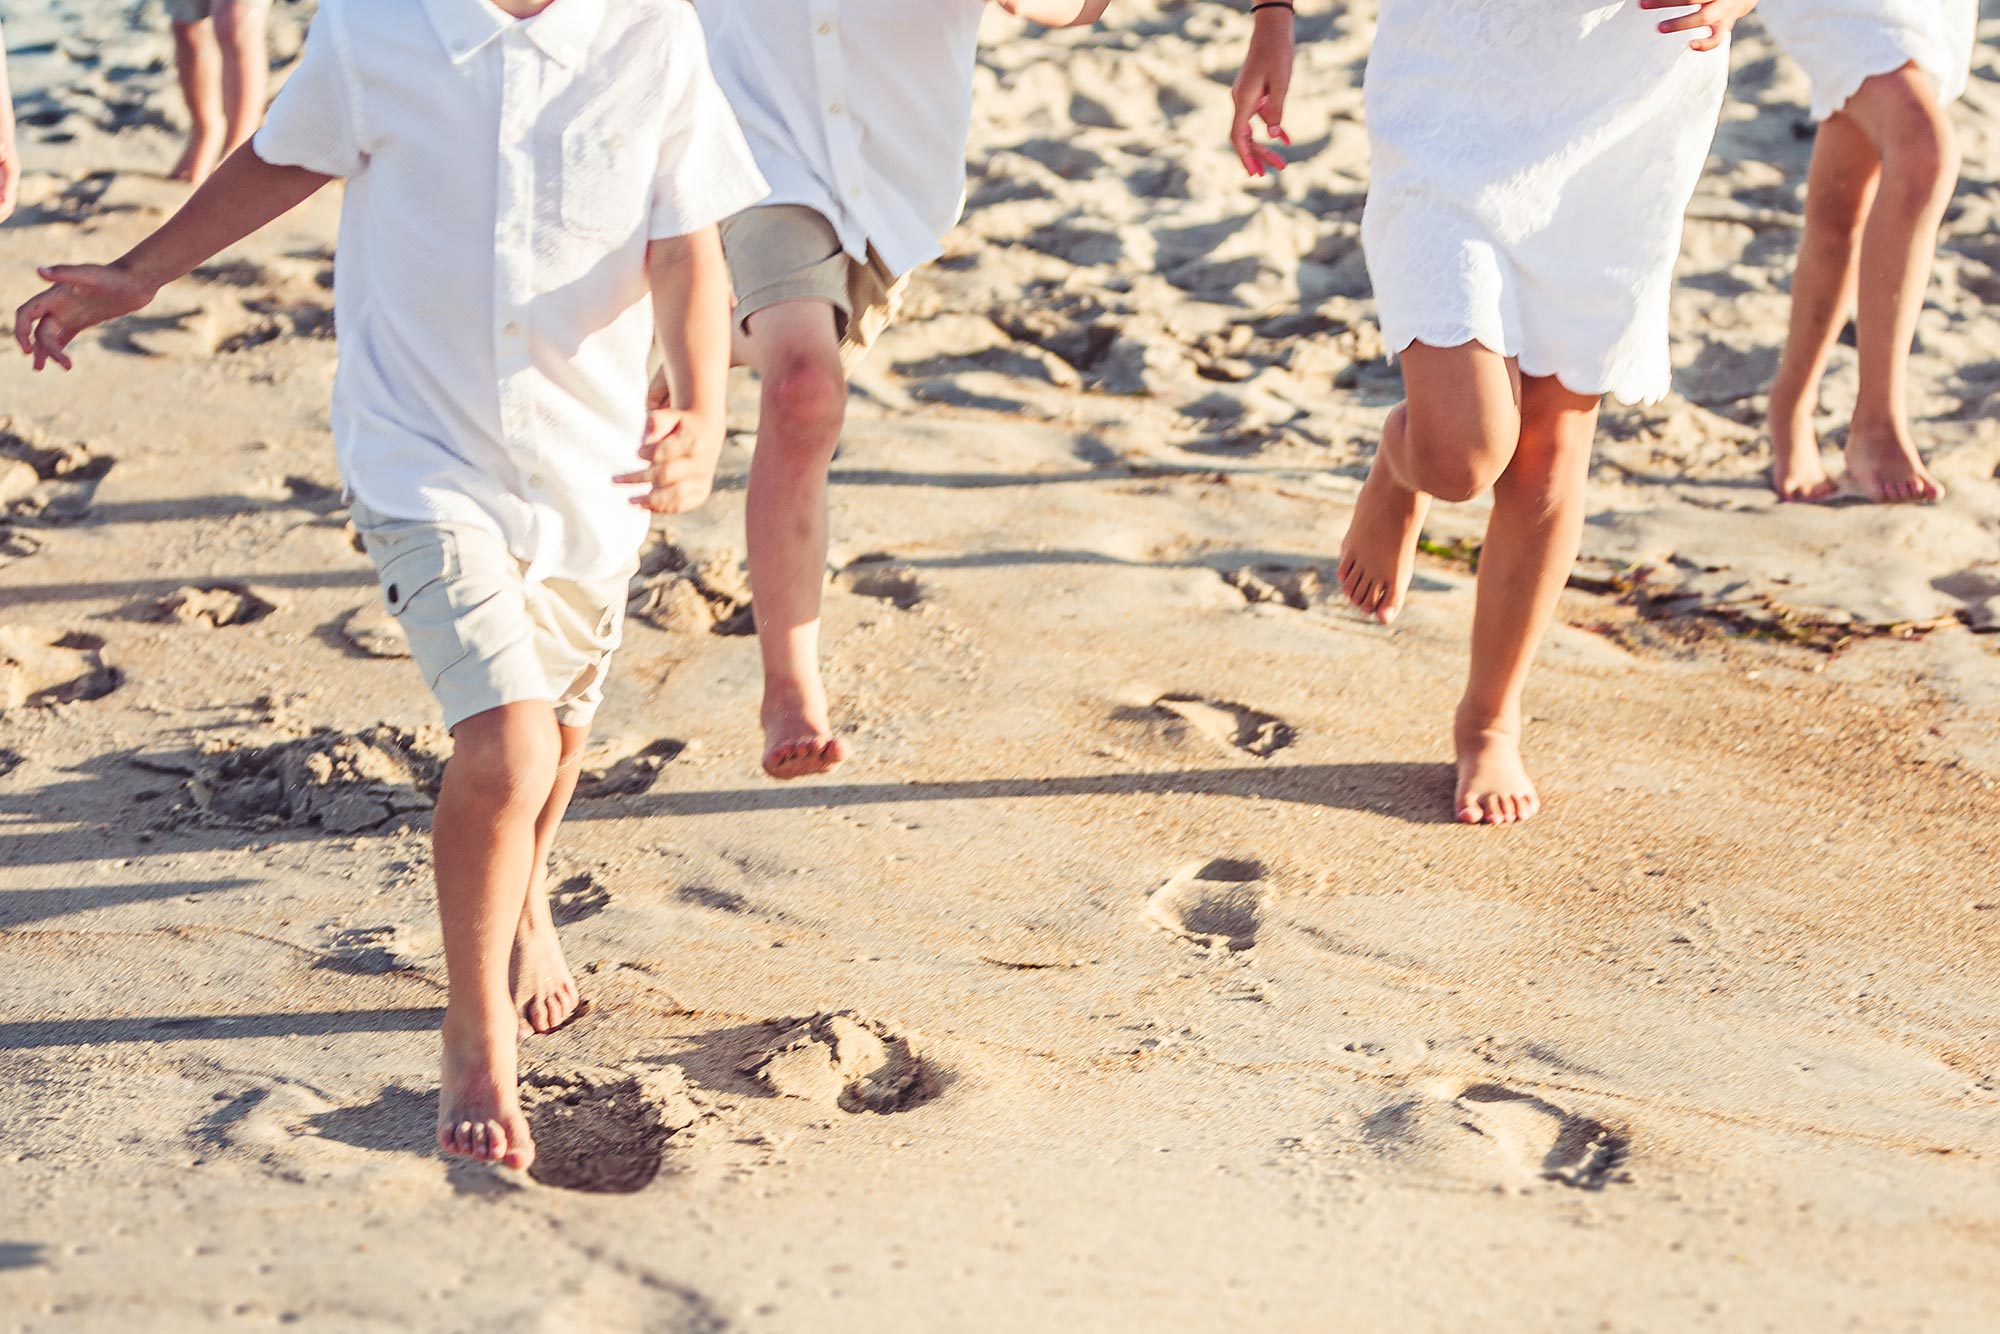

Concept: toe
[[525, 995, 549, 1034]]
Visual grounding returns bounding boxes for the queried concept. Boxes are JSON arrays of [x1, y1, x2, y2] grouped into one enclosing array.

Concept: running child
[[688, 0, 1111, 780], [1231, 0, 1758, 825], [15, 0, 768, 1169], [1761, 0, 1973, 503], [166, 0, 271, 185]]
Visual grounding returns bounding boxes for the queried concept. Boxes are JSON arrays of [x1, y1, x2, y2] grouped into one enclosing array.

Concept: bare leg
[[1841, 65, 1957, 503], [511, 722, 588, 1038], [1454, 376, 1599, 825], [211, 1, 269, 160], [432, 702, 561, 1169], [170, 20, 224, 185], [1338, 341, 1519, 624], [740, 300, 851, 780], [1766, 114, 1877, 502]]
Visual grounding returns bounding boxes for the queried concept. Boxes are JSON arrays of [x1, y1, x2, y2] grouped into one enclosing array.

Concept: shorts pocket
[[374, 539, 457, 618], [560, 115, 648, 240]]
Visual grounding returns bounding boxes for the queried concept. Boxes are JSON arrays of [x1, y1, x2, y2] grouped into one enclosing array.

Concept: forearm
[[118, 144, 332, 288], [648, 228, 732, 425], [997, 0, 1110, 29]]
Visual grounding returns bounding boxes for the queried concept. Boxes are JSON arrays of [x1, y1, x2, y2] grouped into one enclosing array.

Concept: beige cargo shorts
[[720, 203, 909, 367], [350, 502, 633, 731]]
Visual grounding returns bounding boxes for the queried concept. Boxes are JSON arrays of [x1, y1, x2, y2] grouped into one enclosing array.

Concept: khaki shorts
[[166, 0, 270, 23], [351, 503, 633, 731], [720, 204, 909, 367]]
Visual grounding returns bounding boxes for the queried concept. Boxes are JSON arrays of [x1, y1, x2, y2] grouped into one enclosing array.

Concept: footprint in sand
[[572, 738, 688, 799], [550, 872, 612, 926], [1146, 858, 1269, 953], [835, 555, 925, 610], [214, 299, 337, 355], [140, 583, 280, 629], [336, 602, 407, 659], [522, 1063, 701, 1194], [1, 421, 115, 525], [0, 526, 42, 569], [627, 540, 756, 636], [0, 627, 121, 710], [316, 923, 438, 976], [1150, 694, 1297, 759], [739, 1011, 935, 1114], [1224, 562, 1341, 612], [1108, 692, 1297, 761], [1359, 1083, 1630, 1192], [170, 724, 446, 834]]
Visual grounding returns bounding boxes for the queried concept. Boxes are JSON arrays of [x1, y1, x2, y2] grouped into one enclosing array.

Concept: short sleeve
[[648, 15, 770, 239], [252, 2, 366, 178]]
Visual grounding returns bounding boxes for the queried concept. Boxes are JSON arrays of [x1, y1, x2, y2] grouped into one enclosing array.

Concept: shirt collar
[[421, 0, 604, 69]]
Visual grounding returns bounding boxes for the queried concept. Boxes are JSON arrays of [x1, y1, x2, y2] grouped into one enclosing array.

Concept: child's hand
[[1231, 10, 1295, 178], [13, 263, 158, 370], [616, 377, 724, 513], [1640, 0, 1755, 52]]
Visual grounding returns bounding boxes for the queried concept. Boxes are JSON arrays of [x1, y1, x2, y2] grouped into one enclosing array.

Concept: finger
[[1230, 116, 1263, 178], [646, 369, 671, 411], [612, 468, 654, 486], [642, 412, 684, 446], [1257, 147, 1287, 173], [37, 320, 75, 372], [37, 264, 106, 289], [1653, 12, 1716, 34], [15, 291, 55, 356], [647, 456, 709, 485], [1261, 83, 1290, 136]]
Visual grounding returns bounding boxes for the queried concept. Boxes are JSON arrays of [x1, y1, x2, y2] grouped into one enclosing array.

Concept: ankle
[[761, 673, 825, 716], [443, 994, 519, 1039], [1454, 700, 1520, 742], [1848, 407, 1908, 442]]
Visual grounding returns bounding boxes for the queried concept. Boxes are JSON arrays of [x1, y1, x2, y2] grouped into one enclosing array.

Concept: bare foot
[[510, 914, 581, 1038], [437, 1006, 534, 1170], [170, 129, 222, 185], [1768, 402, 1837, 503], [1453, 712, 1540, 826], [761, 679, 848, 780], [1337, 446, 1431, 625], [1845, 421, 1943, 504]]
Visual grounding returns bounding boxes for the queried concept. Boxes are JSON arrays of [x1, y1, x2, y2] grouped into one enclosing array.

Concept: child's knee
[[447, 708, 559, 811], [1866, 80, 1959, 205], [1402, 406, 1514, 503], [212, 1, 263, 43], [762, 350, 847, 441]]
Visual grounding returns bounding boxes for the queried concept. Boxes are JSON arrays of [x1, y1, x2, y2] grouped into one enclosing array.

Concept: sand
[[2, 1, 1998, 1329]]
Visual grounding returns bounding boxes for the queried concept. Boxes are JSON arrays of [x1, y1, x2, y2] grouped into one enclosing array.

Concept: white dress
[[1758, 0, 1978, 122], [1360, 1, 1732, 404]]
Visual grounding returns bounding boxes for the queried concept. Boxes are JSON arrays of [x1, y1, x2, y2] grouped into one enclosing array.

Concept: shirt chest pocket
[[559, 114, 650, 241]]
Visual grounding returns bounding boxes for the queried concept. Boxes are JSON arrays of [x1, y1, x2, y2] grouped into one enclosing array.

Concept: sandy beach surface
[[3, 1, 1999, 1329]]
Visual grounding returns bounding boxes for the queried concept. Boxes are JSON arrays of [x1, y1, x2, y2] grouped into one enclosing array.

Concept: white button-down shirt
[[253, 0, 769, 584], [694, 0, 986, 280]]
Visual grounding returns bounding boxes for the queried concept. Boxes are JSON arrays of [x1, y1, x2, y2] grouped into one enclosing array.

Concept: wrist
[[111, 253, 163, 291], [1251, 1, 1294, 19]]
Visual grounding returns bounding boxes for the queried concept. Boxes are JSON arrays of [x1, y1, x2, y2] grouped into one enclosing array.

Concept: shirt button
[[503, 321, 521, 336], [817, 22, 833, 35], [828, 102, 843, 116], [529, 474, 546, 490], [608, 133, 624, 150]]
